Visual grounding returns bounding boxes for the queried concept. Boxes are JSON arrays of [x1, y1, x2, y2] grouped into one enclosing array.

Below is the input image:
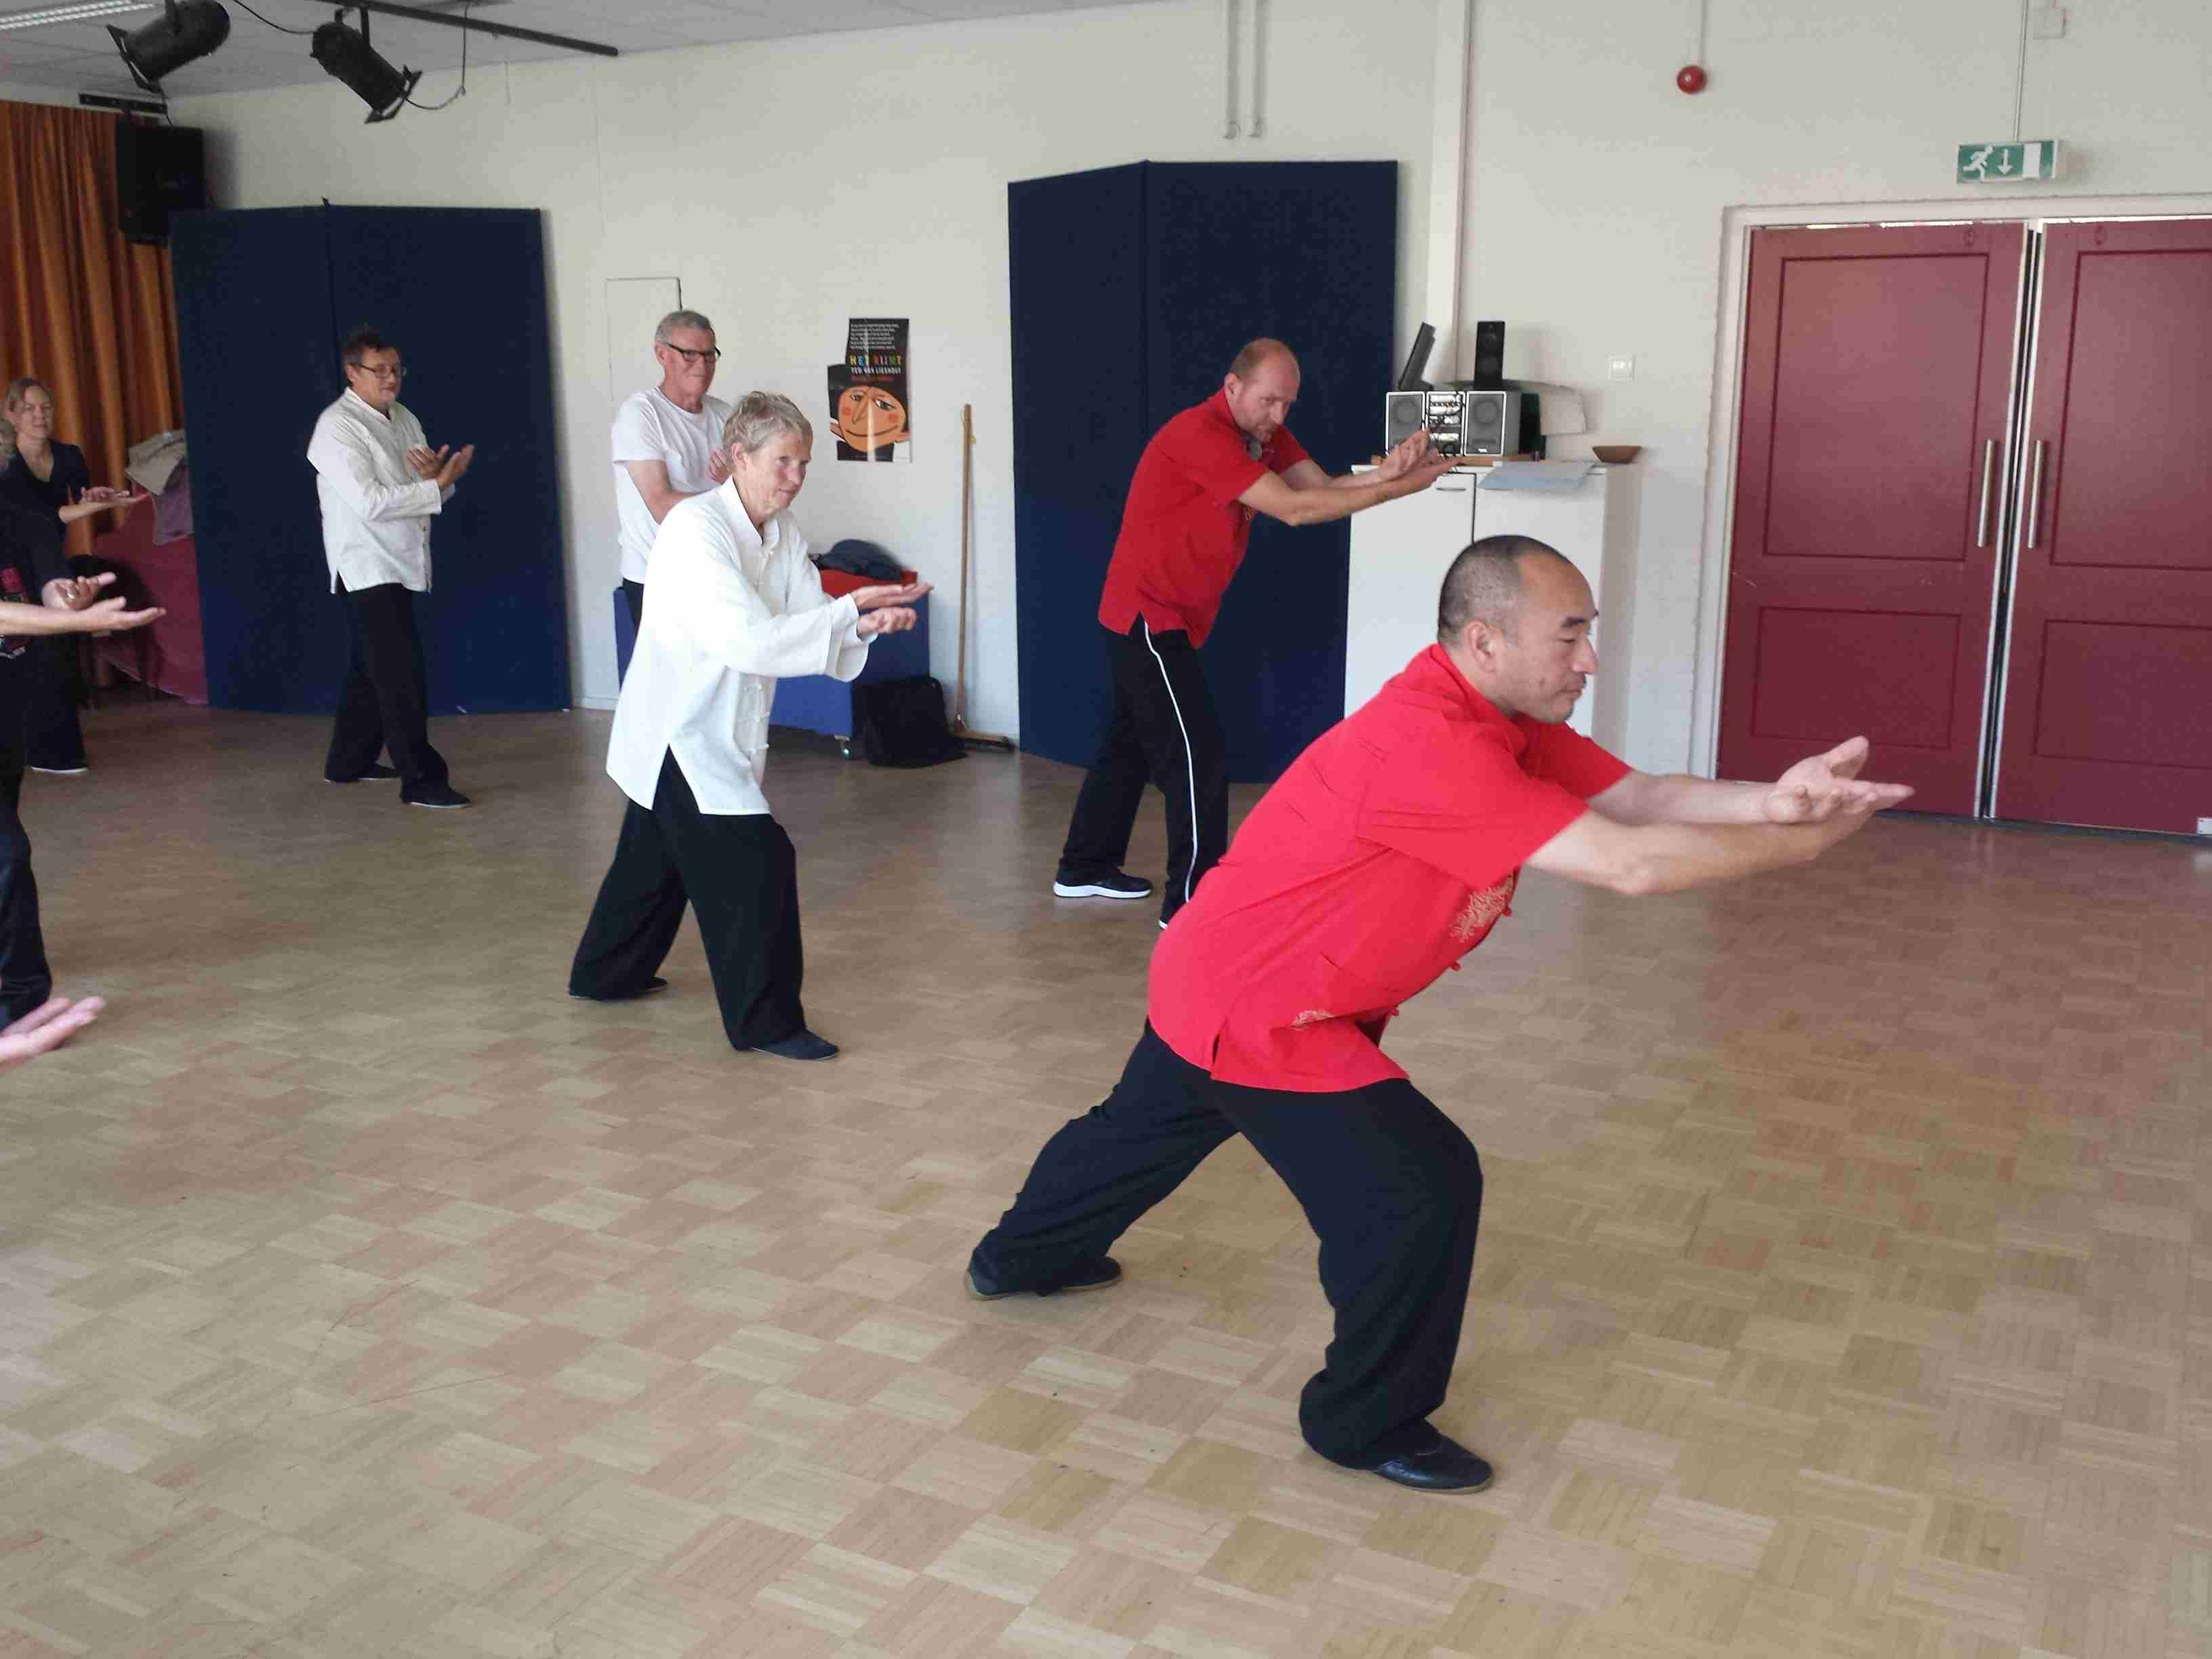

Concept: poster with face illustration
[[827, 317, 910, 461]]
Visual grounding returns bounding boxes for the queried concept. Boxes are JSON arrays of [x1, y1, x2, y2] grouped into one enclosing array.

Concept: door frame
[[1689, 191, 2212, 782]]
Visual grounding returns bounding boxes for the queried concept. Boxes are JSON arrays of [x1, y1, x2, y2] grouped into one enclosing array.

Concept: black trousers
[[0, 672, 51, 1025], [970, 1023, 1483, 1467], [621, 577, 645, 635], [21, 636, 85, 772], [568, 751, 806, 1049], [325, 580, 448, 790], [1058, 621, 1228, 924]]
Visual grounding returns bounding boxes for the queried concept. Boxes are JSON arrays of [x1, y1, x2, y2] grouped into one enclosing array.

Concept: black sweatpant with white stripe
[[1058, 620, 1227, 925]]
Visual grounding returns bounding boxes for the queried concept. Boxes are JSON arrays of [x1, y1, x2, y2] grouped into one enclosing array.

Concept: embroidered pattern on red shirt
[[1452, 872, 1517, 942]]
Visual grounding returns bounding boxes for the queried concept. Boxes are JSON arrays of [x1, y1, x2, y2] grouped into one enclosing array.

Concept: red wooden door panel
[[1719, 224, 2024, 815], [1995, 219, 2212, 832]]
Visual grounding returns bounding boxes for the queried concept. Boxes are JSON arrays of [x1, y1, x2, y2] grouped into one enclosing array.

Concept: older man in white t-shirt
[[613, 309, 735, 634]]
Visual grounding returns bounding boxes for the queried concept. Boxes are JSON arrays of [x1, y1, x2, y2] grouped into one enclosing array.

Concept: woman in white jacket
[[567, 391, 925, 1061]]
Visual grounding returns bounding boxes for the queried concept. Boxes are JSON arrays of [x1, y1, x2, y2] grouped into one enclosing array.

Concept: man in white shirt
[[613, 309, 733, 634], [308, 327, 475, 808], [567, 392, 926, 1061]]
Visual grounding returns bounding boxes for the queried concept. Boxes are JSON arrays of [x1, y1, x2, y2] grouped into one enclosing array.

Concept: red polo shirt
[[1148, 644, 1630, 1092], [1096, 390, 1311, 647]]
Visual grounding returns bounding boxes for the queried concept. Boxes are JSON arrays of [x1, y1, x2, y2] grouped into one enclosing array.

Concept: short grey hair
[[722, 391, 813, 455], [653, 309, 715, 346], [1437, 535, 1570, 643]]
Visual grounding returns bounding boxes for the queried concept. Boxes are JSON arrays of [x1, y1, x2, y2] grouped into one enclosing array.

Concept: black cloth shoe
[[966, 1256, 1123, 1300], [403, 783, 472, 808], [747, 1029, 838, 1061], [569, 977, 668, 1003], [1361, 1433, 1494, 1493], [1052, 869, 1153, 901], [326, 764, 401, 783]]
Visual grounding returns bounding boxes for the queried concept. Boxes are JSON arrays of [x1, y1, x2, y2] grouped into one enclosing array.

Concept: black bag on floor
[[849, 674, 966, 768]]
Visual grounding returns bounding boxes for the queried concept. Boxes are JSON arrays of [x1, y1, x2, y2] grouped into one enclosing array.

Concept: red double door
[[1720, 218, 2212, 834]]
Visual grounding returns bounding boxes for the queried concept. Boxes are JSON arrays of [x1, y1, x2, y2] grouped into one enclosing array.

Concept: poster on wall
[[827, 316, 911, 462]]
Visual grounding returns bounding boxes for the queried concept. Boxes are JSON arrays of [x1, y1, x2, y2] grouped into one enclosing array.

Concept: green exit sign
[[1957, 140, 2060, 182]]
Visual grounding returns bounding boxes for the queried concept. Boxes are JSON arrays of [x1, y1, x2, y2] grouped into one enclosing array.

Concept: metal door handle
[[2026, 438, 2046, 549], [1975, 438, 1994, 548]]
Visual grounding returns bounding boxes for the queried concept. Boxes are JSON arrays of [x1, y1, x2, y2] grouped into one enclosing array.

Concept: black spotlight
[[108, 1, 231, 95], [312, 16, 419, 124]]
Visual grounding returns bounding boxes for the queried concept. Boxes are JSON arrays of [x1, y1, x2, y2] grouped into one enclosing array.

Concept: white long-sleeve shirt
[[607, 480, 870, 815], [307, 389, 450, 593]]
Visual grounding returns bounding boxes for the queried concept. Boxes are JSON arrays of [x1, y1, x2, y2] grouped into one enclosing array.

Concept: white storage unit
[[1343, 464, 1637, 751]]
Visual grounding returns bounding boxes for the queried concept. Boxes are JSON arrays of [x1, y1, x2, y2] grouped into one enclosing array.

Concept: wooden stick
[[953, 402, 1014, 748]]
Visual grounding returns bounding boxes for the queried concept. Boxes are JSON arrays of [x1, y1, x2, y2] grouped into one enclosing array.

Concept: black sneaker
[[747, 1029, 838, 1061], [569, 977, 668, 1003], [327, 764, 401, 783], [966, 1256, 1123, 1300], [403, 784, 472, 809], [1052, 869, 1153, 901]]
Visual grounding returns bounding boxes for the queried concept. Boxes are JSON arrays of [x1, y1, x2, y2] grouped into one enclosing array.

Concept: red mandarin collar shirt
[[1097, 389, 1311, 647], [1149, 644, 1630, 1092]]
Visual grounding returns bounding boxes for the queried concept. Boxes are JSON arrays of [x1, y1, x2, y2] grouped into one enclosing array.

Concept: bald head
[[1437, 536, 1572, 643], [1229, 337, 1295, 380]]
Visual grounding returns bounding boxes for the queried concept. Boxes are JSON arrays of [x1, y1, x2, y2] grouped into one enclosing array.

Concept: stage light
[[312, 15, 418, 123], [0, 2, 152, 33], [105, 0, 228, 92]]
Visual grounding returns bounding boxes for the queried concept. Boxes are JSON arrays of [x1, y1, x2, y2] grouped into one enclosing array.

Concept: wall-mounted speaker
[[115, 122, 206, 245]]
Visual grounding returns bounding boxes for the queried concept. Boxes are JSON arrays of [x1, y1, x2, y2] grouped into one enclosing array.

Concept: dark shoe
[[403, 784, 472, 809], [327, 764, 401, 783], [1361, 1433, 1494, 1494], [966, 1256, 1122, 1300], [747, 1029, 839, 1061], [1052, 869, 1153, 901], [569, 977, 668, 1003]]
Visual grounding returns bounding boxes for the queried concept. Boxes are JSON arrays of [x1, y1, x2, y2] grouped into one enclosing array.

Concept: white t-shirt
[[611, 387, 733, 583]]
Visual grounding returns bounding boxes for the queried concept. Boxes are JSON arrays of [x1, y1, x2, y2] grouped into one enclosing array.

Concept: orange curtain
[[0, 100, 186, 556]]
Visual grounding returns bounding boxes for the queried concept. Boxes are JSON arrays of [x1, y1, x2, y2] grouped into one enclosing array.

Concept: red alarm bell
[[1676, 64, 1708, 94]]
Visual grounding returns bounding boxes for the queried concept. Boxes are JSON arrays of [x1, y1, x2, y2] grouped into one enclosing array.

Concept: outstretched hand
[[1764, 737, 1914, 823], [847, 581, 932, 612], [1373, 425, 1439, 482], [856, 605, 920, 639], [73, 595, 165, 634], [0, 996, 104, 1071], [405, 444, 451, 480]]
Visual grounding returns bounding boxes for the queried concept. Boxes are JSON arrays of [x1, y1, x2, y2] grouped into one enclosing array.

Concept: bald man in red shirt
[[976, 535, 1912, 1492], [1053, 337, 1456, 925]]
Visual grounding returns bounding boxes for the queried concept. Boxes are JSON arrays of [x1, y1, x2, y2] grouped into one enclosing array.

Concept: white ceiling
[[0, 0, 1162, 100]]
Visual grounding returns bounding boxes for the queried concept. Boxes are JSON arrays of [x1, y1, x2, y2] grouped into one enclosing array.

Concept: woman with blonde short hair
[[567, 392, 926, 1061]]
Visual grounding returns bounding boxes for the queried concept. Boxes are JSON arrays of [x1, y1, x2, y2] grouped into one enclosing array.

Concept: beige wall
[[167, 0, 2212, 763]]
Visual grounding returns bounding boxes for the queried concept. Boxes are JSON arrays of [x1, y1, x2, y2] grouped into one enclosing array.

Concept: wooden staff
[[955, 402, 1013, 749]]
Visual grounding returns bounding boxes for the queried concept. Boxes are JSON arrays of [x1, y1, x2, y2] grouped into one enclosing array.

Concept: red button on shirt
[[1148, 644, 1631, 1092], [1097, 390, 1311, 647]]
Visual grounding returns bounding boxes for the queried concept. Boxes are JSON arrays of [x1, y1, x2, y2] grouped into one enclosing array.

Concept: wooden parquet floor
[[2, 699, 2207, 1659]]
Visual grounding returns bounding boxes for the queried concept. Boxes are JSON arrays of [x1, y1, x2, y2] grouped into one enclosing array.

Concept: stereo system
[[1385, 388, 1539, 458], [1384, 318, 1541, 457]]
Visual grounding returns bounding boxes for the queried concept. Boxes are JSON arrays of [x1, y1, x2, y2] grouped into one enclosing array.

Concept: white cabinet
[[1343, 464, 1637, 750]]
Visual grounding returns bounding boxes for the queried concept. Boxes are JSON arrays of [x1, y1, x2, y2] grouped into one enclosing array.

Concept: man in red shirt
[[1053, 337, 1456, 924], [978, 535, 1912, 1492]]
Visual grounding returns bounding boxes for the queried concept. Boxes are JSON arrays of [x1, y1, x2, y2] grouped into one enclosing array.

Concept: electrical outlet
[[2198, 817, 2212, 836], [1607, 355, 1635, 381], [2028, 5, 2066, 38]]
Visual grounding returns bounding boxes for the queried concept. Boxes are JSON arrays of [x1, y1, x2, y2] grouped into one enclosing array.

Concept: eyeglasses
[[348, 362, 405, 381], [663, 345, 721, 365]]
